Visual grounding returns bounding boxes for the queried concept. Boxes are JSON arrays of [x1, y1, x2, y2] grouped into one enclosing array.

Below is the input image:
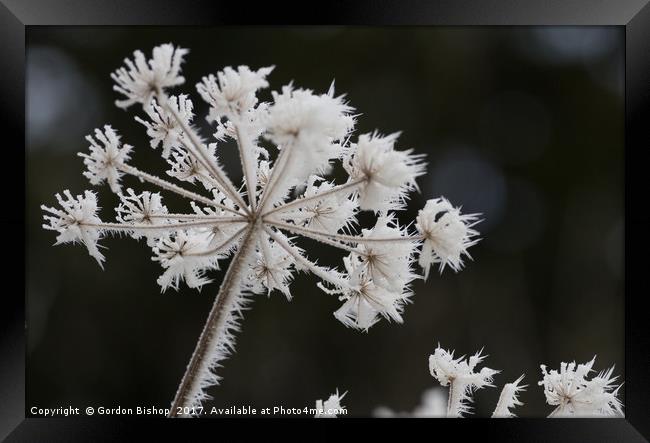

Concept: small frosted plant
[[429, 345, 508, 417], [41, 43, 481, 417]]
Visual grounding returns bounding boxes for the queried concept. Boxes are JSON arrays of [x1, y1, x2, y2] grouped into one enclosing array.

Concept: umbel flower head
[[539, 357, 623, 417], [111, 43, 188, 109], [416, 197, 480, 279], [42, 190, 105, 267], [78, 125, 132, 194], [41, 43, 481, 416]]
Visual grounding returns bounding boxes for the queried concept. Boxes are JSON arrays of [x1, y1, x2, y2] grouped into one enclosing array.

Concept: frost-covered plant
[[539, 358, 623, 417], [371, 344, 622, 418], [315, 389, 347, 418], [429, 345, 504, 417], [41, 43, 481, 417]]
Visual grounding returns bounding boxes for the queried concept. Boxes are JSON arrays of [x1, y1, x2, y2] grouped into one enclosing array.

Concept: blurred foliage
[[27, 26, 623, 417]]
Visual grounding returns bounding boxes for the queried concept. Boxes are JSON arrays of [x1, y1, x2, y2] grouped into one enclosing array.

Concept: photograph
[[25, 26, 626, 419]]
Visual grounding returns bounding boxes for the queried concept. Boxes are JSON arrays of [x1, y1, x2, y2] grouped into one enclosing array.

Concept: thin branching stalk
[[261, 178, 366, 217], [233, 124, 257, 211], [184, 226, 248, 258], [265, 219, 423, 245], [257, 141, 294, 212], [271, 223, 360, 253], [147, 214, 247, 222], [85, 220, 246, 232], [446, 379, 462, 417], [119, 164, 243, 216]]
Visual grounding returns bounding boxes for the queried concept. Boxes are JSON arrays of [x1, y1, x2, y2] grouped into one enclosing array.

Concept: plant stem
[[86, 219, 246, 232], [262, 178, 365, 218], [168, 225, 258, 417], [184, 226, 247, 258], [233, 123, 257, 211], [257, 141, 293, 212], [265, 219, 423, 245], [148, 214, 247, 222], [119, 164, 243, 217], [447, 380, 462, 417], [266, 221, 359, 253]]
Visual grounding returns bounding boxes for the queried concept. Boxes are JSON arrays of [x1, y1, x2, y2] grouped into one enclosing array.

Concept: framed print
[[2, 0, 649, 441]]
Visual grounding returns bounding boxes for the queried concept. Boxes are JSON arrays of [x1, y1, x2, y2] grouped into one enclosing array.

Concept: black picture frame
[[2, 1, 649, 440]]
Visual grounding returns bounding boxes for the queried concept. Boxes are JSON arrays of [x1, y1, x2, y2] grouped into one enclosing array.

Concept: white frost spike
[[315, 389, 347, 418], [263, 84, 355, 204], [152, 231, 221, 292], [41, 190, 105, 267], [333, 256, 411, 331], [282, 176, 357, 233], [111, 43, 188, 109], [250, 234, 295, 300], [78, 125, 132, 194], [429, 345, 499, 417], [539, 357, 623, 417], [416, 197, 481, 279], [196, 65, 274, 122], [492, 375, 526, 418], [116, 189, 169, 246], [344, 132, 426, 212], [351, 214, 418, 293], [135, 95, 194, 159]]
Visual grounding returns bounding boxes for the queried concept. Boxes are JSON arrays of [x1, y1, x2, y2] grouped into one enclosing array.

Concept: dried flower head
[[42, 190, 105, 267], [112, 43, 188, 109], [78, 125, 132, 194], [539, 357, 623, 417], [416, 197, 481, 278], [42, 43, 481, 416]]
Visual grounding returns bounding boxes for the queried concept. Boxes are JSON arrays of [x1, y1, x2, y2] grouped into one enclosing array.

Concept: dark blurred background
[[26, 27, 624, 417]]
